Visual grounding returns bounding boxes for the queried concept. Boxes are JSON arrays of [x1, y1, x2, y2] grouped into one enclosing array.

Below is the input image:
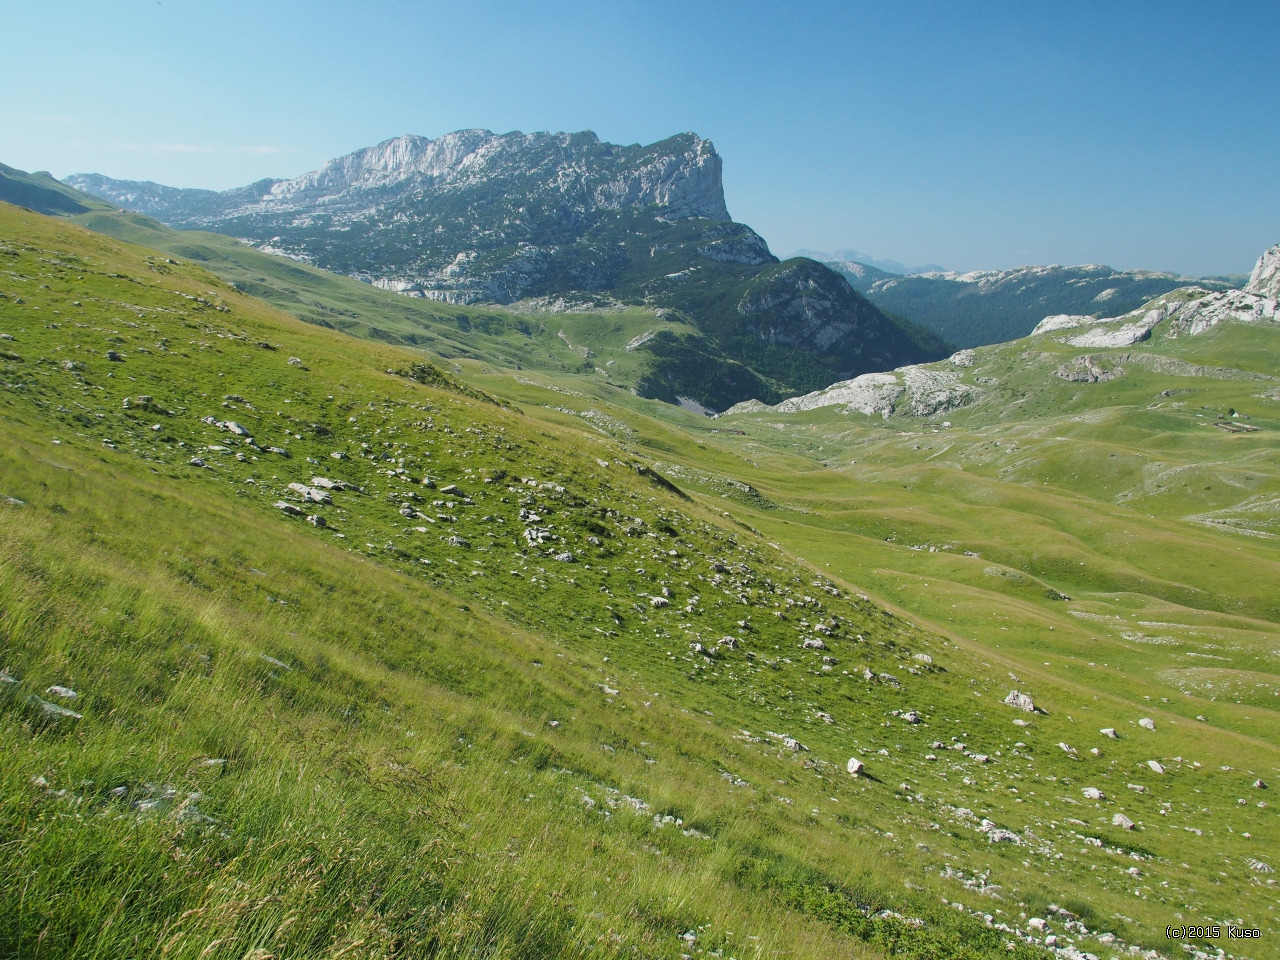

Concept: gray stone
[[1003, 690, 1037, 713], [35, 696, 82, 720]]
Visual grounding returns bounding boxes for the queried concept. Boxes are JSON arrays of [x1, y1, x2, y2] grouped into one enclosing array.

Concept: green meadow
[[2, 204, 1276, 958]]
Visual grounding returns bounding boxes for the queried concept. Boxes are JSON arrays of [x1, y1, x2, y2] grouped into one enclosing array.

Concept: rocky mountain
[[830, 260, 1241, 350], [736, 242, 1279, 419], [65, 131, 941, 407]]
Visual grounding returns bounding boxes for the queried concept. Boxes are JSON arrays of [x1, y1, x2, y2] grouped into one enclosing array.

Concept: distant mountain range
[[61, 131, 943, 408], [790, 248, 946, 276], [733, 241, 1279, 420], [828, 259, 1244, 349]]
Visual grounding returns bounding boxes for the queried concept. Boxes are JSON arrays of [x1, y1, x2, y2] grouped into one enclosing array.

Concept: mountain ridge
[[737, 243, 1279, 420], [63, 131, 942, 407], [831, 258, 1241, 349]]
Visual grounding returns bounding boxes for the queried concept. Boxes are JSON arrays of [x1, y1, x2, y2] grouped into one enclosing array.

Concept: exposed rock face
[[70, 130, 730, 232], [1054, 354, 1126, 383], [1245, 243, 1280, 299], [67, 131, 937, 407], [1034, 304, 1172, 347], [765, 363, 981, 418], [1033, 260, 1278, 347], [1164, 289, 1277, 337]]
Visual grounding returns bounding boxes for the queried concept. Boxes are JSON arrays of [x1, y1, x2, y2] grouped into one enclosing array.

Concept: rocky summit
[[65, 130, 939, 409]]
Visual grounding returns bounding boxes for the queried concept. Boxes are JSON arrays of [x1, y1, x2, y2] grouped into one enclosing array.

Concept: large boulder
[[1003, 690, 1037, 713]]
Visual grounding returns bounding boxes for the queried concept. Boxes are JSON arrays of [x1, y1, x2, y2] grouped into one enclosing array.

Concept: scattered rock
[[1127, 783, 1147, 794], [1111, 813, 1135, 830], [1003, 690, 1037, 713], [1138, 717, 1155, 731], [106, 350, 125, 362], [553, 551, 575, 563], [259, 654, 292, 671], [1147, 760, 1164, 774], [846, 757, 864, 776], [1253, 779, 1267, 790], [44, 686, 78, 700], [274, 501, 303, 516], [1100, 727, 1118, 739], [188, 457, 206, 467], [902, 710, 922, 724], [35, 697, 82, 720], [1082, 787, 1105, 800], [801, 638, 826, 650], [307, 514, 326, 527], [1058, 742, 1077, 756]]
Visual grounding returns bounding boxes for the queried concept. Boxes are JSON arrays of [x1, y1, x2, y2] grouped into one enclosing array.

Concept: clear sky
[[3, 0, 1277, 276]]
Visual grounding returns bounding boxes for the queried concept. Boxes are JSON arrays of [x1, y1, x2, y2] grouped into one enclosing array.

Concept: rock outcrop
[[1245, 243, 1280, 299], [760, 363, 981, 419]]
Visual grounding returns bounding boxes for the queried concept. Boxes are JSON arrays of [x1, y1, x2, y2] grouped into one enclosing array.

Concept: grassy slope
[[3, 205, 1277, 958], [465, 305, 1280, 954], [1, 204, 1067, 960], [68, 208, 699, 393]]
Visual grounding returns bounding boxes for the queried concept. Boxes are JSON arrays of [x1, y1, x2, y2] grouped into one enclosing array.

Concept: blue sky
[[3, 0, 1277, 275]]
